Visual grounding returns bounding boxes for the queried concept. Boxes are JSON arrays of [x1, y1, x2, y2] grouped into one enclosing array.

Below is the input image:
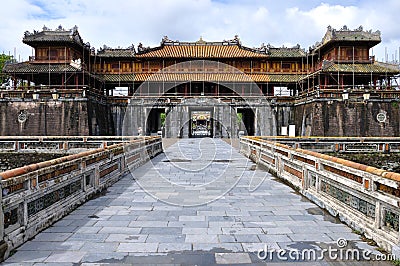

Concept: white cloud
[[0, 0, 399, 62]]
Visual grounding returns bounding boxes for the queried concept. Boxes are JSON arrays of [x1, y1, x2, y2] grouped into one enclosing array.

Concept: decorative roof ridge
[[268, 44, 303, 50], [134, 35, 271, 56], [328, 25, 381, 36], [96, 44, 136, 56], [159, 35, 242, 46], [240, 45, 268, 55], [24, 25, 78, 38], [309, 25, 381, 52], [23, 25, 90, 49]]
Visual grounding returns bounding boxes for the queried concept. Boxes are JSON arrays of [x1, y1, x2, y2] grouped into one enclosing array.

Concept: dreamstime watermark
[[122, 60, 272, 206], [257, 238, 397, 262]]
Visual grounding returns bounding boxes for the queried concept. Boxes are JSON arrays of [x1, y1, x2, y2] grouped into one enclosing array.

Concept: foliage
[[236, 112, 243, 125], [160, 113, 166, 127], [392, 259, 400, 266], [0, 54, 15, 84]]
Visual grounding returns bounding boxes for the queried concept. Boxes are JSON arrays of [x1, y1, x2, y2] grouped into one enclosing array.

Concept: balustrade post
[[0, 176, 7, 261], [375, 201, 381, 230], [94, 165, 100, 189], [0, 177, 4, 239], [302, 166, 307, 190]]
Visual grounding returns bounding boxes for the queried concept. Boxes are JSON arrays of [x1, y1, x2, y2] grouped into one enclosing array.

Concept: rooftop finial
[[196, 36, 206, 44]]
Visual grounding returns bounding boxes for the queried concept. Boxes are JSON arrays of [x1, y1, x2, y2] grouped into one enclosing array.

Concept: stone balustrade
[[255, 136, 400, 153], [0, 136, 144, 152], [240, 136, 400, 256], [0, 136, 162, 261]]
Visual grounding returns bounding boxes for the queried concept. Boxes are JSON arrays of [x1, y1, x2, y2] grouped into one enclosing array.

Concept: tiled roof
[[97, 49, 135, 58], [103, 74, 135, 82], [102, 73, 302, 83], [268, 48, 306, 58], [136, 44, 268, 58], [267, 74, 303, 82], [23, 25, 88, 49], [3, 62, 81, 73], [312, 26, 381, 53], [322, 62, 400, 74], [324, 26, 381, 43]]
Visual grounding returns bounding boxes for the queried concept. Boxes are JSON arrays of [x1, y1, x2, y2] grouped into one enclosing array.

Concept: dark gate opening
[[237, 108, 255, 136], [147, 108, 165, 136]]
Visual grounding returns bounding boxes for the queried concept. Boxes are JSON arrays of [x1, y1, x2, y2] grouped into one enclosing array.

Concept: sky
[[1, 0, 400, 63]]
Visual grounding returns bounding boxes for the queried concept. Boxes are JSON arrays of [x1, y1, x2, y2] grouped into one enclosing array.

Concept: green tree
[[160, 113, 166, 126], [0, 54, 14, 85], [236, 112, 243, 126]]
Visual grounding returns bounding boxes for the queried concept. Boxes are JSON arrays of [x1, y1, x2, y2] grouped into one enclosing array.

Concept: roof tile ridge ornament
[[259, 43, 267, 53], [274, 44, 301, 50], [70, 25, 79, 38], [137, 42, 151, 53], [56, 25, 65, 31], [68, 25, 86, 48], [24, 30, 33, 37], [322, 25, 334, 44], [365, 29, 381, 36], [98, 44, 111, 52], [128, 44, 136, 54], [160, 35, 174, 45], [196, 36, 206, 44], [247, 43, 267, 54], [222, 35, 241, 46], [161, 35, 177, 45]]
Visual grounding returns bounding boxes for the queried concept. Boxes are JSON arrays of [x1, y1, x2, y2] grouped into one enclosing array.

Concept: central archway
[[190, 109, 212, 138]]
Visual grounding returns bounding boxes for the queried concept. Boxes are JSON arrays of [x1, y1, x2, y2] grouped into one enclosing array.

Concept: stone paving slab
[[2, 139, 392, 265], [215, 252, 252, 264]]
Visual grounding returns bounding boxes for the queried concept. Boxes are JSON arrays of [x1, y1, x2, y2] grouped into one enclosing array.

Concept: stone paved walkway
[[2, 139, 391, 265]]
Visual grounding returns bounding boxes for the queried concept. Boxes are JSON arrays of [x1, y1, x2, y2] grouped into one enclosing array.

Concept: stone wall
[[109, 104, 127, 136], [87, 99, 116, 135], [1, 93, 400, 138], [295, 100, 400, 137], [0, 99, 89, 136]]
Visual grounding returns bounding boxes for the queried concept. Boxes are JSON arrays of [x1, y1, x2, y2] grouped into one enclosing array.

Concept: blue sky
[[1, 0, 399, 62]]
